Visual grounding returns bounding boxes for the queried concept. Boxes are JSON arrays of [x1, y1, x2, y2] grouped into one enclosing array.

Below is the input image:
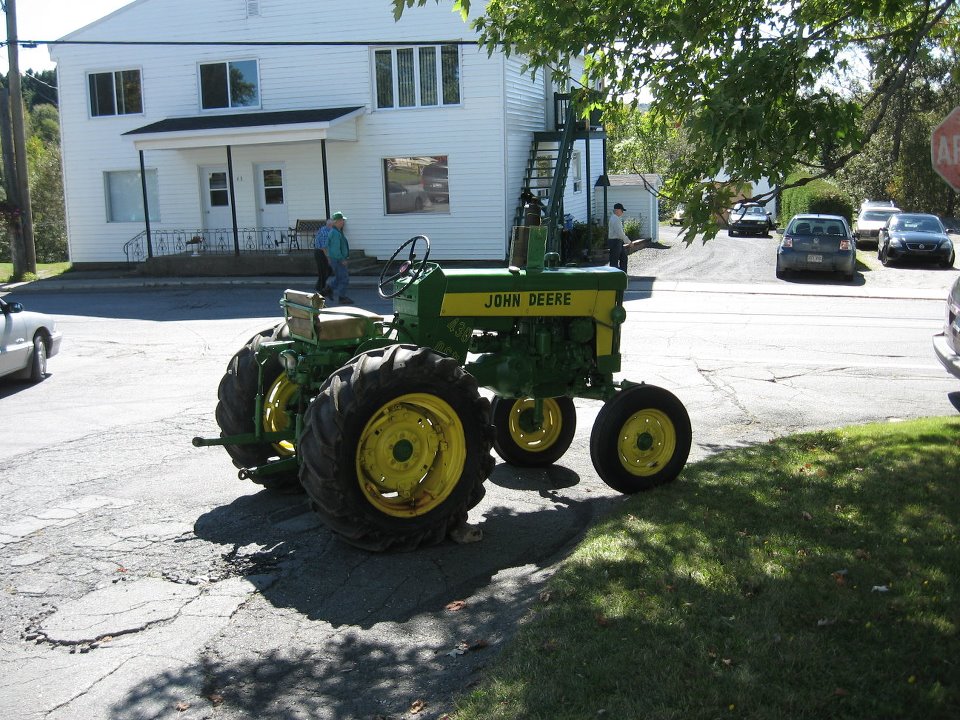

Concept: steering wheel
[[378, 235, 432, 298]]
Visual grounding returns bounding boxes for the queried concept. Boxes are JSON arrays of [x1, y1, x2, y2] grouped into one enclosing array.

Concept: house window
[[104, 170, 159, 222], [199, 59, 260, 110], [374, 45, 461, 109], [383, 156, 448, 214], [88, 69, 142, 117], [572, 151, 582, 192]]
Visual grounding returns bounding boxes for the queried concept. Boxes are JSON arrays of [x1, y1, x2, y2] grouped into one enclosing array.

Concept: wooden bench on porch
[[288, 219, 326, 251]]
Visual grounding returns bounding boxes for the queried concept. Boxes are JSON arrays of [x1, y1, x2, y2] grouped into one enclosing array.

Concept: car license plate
[[807, 254, 823, 263]]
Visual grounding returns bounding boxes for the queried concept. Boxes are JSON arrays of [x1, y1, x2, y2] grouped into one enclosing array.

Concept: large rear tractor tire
[[491, 396, 576, 467], [590, 385, 692, 494], [215, 324, 301, 491], [299, 345, 494, 552]]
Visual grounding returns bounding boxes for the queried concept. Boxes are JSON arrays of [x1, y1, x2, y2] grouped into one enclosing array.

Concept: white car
[[933, 275, 960, 380], [0, 297, 63, 382], [854, 200, 901, 247]]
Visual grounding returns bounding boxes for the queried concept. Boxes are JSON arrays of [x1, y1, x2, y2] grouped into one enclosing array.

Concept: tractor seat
[[282, 289, 383, 342], [315, 306, 384, 340]]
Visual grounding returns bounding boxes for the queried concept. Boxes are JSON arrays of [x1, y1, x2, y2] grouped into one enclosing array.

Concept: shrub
[[781, 176, 854, 224], [623, 217, 643, 240], [566, 221, 608, 263]]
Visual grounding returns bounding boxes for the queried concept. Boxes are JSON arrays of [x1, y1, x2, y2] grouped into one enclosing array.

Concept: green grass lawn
[[0, 262, 71, 283], [453, 418, 960, 720]]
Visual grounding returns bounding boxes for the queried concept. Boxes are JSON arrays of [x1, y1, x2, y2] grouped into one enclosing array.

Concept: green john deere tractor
[[194, 228, 692, 551]]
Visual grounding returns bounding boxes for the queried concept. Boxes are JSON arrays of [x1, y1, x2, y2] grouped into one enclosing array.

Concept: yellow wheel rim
[[263, 374, 298, 457], [356, 393, 466, 518], [506, 398, 564, 453], [617, 408, 676, 477]]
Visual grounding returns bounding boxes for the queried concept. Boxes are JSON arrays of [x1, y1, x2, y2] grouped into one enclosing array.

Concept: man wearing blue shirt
[[313, 219, 333, 294]]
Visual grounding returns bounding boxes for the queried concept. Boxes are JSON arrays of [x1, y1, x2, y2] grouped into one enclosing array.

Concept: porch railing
[[123, 227, 305, 263]]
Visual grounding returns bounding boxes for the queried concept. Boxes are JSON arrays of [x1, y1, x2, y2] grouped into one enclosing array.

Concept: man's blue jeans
[[328, 260, 349, 302]]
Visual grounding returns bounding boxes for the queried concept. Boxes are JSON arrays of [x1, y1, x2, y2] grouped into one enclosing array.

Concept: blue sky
[[2, 0, 132, 73]]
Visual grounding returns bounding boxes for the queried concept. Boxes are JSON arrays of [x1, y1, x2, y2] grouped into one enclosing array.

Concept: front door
[[201, 166, 233, 231], [255, 164, 288, 232]]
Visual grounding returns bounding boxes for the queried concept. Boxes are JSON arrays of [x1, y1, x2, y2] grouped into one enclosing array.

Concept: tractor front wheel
[[590, 385, 691, 494], [492, 396, 576, 467], [215, 324, 301, 491], [299, 345, 493, 551]]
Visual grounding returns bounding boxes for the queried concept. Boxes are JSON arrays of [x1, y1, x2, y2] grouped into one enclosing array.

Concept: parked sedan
[[776, 214, 856, 280], [0, 297, 62, 382], [728, 203, 774, 237], [385, 181, 427, 214], [878, 213, 955, 268], [853, 201, 901, 248], [933, 275, 960, 379]]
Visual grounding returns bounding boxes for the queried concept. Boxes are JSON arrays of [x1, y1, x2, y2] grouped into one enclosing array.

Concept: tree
[[605, 105, 688, 174], [395, 0, 959, 236], [26, 107, 66, 263], [0, 73, 66, 265], [604, 104, 690, 217], [836, 50, 960, 217]]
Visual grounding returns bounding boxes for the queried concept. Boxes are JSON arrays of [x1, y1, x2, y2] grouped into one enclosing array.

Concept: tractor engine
[[468, 317, 599, 398]]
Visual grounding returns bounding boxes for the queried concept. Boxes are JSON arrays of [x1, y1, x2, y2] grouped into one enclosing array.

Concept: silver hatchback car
[[776, 214, 857, 281]]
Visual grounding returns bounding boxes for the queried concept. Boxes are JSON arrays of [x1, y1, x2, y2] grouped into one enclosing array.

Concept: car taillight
[[782, 236, 793, 248], [839, 239, 851, 250]]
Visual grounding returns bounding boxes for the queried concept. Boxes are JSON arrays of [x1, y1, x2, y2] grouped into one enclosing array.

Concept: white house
[[50, 0, 608, 267]]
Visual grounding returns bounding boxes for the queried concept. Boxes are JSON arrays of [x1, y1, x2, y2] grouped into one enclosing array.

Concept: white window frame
[[373, 44, 462, 110], [104, 169, 160, 223], [198, 58, 261, 111], [87, 68, 143, 118]]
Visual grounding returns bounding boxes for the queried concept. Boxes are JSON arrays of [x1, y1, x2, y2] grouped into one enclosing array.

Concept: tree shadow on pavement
[[192, 463, 614, 629], [176, 463, 616, 719], [110, 580, 536, 720]]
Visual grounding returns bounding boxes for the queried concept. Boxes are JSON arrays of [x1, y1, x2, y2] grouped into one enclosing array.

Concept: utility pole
[[4, 0, 36, 276], [0, 88, 20, 270]]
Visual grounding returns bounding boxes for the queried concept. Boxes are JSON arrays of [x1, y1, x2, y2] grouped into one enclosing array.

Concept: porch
[[123, 226, 381, 276]]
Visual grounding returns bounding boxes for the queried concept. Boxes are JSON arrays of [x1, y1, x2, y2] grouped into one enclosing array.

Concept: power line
[[2, 38, 481, 49], [22, 72, 58, 105], [24, 71, 56, 91]]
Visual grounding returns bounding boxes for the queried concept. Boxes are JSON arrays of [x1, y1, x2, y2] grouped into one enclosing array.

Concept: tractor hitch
[[238, 457, 300, 482], [192, 431, 291, 448]]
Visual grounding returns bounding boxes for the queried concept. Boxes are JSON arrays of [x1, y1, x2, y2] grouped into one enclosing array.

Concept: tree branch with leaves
[[394, 0, 958, 238]]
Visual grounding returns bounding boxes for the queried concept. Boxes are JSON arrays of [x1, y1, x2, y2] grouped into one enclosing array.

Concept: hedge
[[780, 177, 854, 224]]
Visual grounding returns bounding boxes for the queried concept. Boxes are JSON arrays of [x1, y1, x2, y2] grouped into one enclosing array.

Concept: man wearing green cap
[[327, 211, 353, 304]]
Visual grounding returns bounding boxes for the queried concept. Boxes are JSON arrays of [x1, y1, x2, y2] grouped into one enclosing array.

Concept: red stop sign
[[932, 106, 960, 192]]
